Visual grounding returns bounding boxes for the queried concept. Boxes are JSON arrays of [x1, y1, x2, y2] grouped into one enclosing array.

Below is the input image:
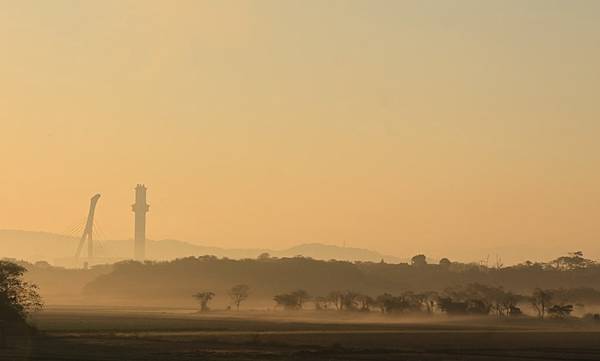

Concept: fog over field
[[2, 0, 600, 360]]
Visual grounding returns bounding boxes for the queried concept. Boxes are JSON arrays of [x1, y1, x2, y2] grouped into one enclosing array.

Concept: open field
[[3, 307, 600, 360]]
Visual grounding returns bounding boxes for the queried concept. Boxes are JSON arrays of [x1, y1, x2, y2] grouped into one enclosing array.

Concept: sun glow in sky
[[1, 0, 599, 263]]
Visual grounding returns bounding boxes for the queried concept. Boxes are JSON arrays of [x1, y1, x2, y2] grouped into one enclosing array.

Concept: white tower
[[132, 184, 149, 261]]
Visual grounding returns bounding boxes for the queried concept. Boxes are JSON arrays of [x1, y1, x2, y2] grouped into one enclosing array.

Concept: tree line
[[80, 251, 600, 304], [193, 282, 600, 321]]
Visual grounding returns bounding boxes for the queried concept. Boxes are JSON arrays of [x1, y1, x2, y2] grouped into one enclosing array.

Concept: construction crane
[[75, 194, 101, 260]]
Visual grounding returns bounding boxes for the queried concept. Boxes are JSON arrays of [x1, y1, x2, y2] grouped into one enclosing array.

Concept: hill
[[0, 230, 400, 264], [0, 230, 78, 261]]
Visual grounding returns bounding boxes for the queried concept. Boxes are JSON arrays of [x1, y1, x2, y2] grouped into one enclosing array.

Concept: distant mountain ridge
[[0, 229, 402, 264]]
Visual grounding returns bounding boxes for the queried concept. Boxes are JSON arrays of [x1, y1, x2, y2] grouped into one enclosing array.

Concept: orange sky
[[1, 1, 599, 263]]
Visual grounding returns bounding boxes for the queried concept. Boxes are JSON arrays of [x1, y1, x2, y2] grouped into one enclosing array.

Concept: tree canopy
[[229, 284, 250, 310], [0, 261, 42, 323]]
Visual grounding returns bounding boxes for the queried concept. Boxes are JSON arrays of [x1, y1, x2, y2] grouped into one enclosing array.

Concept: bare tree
[[228, 284, 250, 311], [531, 288, 553, 320]]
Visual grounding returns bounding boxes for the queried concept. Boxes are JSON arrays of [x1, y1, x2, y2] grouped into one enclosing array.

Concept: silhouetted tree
[[193, 291, 215, 312], [273, 289, 310, 310], [438, 283, 516, 316], [257, 253, 271, 260], [0, 261, 42, 323], [531, 288, 553, 319], [551, 251, 594, 271], [548, 304, 574, 319], [499, 291, 522, 317], [437, 297, 468, 315], [328, 291, 344, 311], [273, 294, 299, 310], [466, 299, 489, 315], [439, 258, 451, 270], [293, 289, 310, 309], [341, 291, 361, 310], [416, 291, 438, 314], [400, 291, 427, 313], [410, 255, 427, 267], [313, 296, 329, 310], [375, 293, 393, 313], [374, 292, 425, 314], [228, 284, 250, 311], [326, 291, 366, 311], [508, 305, 523, 316], [355, 294, 374, 311]]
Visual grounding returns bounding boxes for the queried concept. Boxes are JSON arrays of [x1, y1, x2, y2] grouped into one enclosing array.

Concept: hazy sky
[[1, 0, 599, 263]]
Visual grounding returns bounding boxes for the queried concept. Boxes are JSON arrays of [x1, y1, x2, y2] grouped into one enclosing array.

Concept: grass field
[[3, 307, 600, 360]]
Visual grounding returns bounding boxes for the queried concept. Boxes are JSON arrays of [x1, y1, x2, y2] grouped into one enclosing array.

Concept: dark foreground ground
[[3, 307, 600, 361]]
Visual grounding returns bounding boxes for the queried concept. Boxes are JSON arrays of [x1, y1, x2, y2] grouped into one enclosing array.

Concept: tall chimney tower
[[132, 184, 149, 261]]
